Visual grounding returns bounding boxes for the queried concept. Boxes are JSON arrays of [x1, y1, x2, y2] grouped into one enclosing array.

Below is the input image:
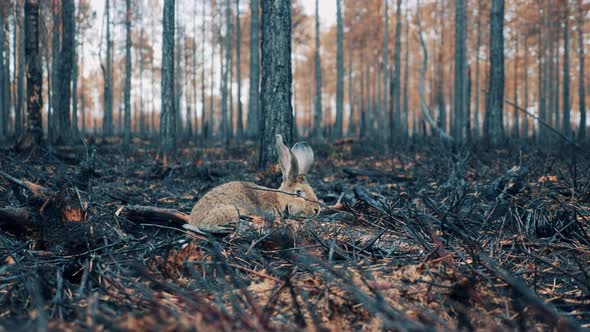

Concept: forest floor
[[1, 137, 590, 331]]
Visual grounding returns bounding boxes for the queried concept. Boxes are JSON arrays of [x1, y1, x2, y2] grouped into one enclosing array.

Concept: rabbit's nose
[[314, 208, 320, 214]]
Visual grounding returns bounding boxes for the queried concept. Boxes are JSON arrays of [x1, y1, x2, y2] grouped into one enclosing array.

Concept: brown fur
[[187, 135, 320, 232]]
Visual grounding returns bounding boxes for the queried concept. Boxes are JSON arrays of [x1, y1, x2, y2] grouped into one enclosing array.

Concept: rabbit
[[185, 134, 321, 233]]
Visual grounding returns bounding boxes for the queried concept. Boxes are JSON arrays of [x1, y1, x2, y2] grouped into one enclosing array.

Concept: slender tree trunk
[[347, 44, 355, 135], [3, 6, 10, 137], [161, 0, 176, 163], [334, 0, 344, 139], [259, 0, 293, 168], [139, 28, 145, 137], [15, 2, 24, 136], [554, 31, 560, 131], [402, 7, 409, 141], [453, 0, 467, 143], [538, 4, 547, 141], [247, 0, 259, 138], [523, 36, 529, 138], [56, 0, 74, 142], [436, 0, 446, 133], [81, 42, 85, 134], [200, 0, 206, 140], [208, 0, 215, 138], [513, 36, 519, 139], [562, 10, 571, 137], [313, 0, 323, 140], [174, 7, 183, 138], [45, 39, 52, 139], [24, 0, 43, 145], [0, 4, 6, 138], [51, 0, 60, 139], [220, 0, 231, 142], [359, 59, 366, 138], [236, 0, 243, 138], [382, 0, 389, 141], [103, 0, 113, 136], [485, 0, 505, 144], [577, 0, 586, 139], [390, 0, 402, 145], [473, 0, 482, 138], [123, 0, 132, 150], [72, 8, 78, 135]]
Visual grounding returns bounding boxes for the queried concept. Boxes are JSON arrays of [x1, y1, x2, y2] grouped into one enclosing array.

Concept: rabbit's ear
[[291, 142, 314, 176], [276, 134, 298, 183]]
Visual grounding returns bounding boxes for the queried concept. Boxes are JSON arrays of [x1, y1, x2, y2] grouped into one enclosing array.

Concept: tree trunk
[[485, 0, 505, 144], [538, 6, 547, 141], [174, 7, 183, 138], [56, 0, 74, 143], [103, 0, 113, 136], [436, 0, 446, 134], [247, 0, 260, 138], [160, 0, 176, 163], [577, 0, 586, 140], [72, 8, 78, 135], [208, 0, 215, 139], [81, 41, 85, 134], [389, 0, 402, 145], [24, 0, 43, 145], [334, 0, 344, 139], [513, 36, 519, 138], [402, 7, 409, 141], [381, 0, 389, 141], [51, 0, 60, 139], [200, 0, 206, 140], [236, 0, 243, 138], [562, 9, 571, 137], [123, 0, 132, 150], [453, 0, 467, 143], [220, 0, 231, 142], [347, 45, 355, 135], [313, 0, 323, 140], [0, 3, 6, 138], [523, 36, 529, 138], [259, 0, 293, 169], [473, 0, 482, 138], [15, 2, 25, 137]]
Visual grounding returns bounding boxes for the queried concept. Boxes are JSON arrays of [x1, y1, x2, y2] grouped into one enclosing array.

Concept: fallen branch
[[0, 207, 34, 226], [118, 205, 189, 225], [0, 170, 50, 200]]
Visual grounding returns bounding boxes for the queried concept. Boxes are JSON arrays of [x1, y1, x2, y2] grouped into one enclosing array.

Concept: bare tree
[[334, 0, 344, 138], [102, 0, 113, 136], [562, 5, 571, 137], [236, 0, 243, 138], [259, 0, 293, 168], [313, 0, 323, 140], [24, 0, 43, 146], [247, 0, 260, 138], [485, 0, 505, 144], [577, 0, 586, 139], [161, 0, 176, 163], [56, 0, 74, 142], [123, 0, 132, 150], [453, 0, 467, 142]]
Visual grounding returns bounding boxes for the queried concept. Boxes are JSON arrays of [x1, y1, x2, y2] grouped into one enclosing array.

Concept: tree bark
[[562, 8, 571, 137], [247, 0, 260, 138], [15, 2, 25, 137], [313, 0, 323, 140], [485, 0, 505, 144], [402, 7, 409, 141], [160, 0, 176, 163], [0, 3, 6, 138], [50, 0, 60, 139], [335, 0, 344, 139], [453, 0, 467, 142], [56, 0, 74, 142], [347, 43, 355, 136], [72, 7, 78, 135], [102, 0, 113, 136], [259, 0, 293, 169], [236, 0, 243, 138], [513, 36, 519, 138], [123, 0, 132, 151], [389, 0, 402, 145], [473, 0, 482, 138], [24, 0, 43, 145], [577, 0, 586, 139]]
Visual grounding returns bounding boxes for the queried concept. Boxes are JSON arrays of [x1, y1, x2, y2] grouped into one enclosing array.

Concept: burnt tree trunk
[[160, 0, 176, 163], [25, 0, 43, 145], [485, 0, 505, 144], [259, 0, 293, 169]]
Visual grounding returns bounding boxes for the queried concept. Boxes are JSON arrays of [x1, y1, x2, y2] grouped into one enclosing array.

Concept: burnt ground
[[1, 137, 590, 331]]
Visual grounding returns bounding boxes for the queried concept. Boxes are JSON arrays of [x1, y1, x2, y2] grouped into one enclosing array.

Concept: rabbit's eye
[[296, 190, 304, 197]]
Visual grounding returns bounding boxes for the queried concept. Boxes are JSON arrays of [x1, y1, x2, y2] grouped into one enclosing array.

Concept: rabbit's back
[[188, 181, 279, 230]]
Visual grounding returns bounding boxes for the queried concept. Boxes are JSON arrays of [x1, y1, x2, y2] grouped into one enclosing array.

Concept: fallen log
[[0, 207, 34, 226]]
